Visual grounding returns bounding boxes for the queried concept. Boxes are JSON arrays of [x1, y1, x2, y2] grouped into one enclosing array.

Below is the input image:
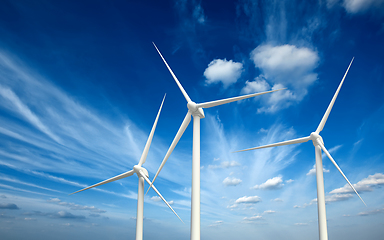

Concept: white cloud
[[245, 44, 319, 113], [151, 196, 161, 202], [241, 76, 270, 94], [306, 164, 330, 176], [295, 223, 308, 226], [286, 179, 294, 183], [252, 176, 284, 190], [342, 0, 384, 14], [204, 59, 243, 88], [47, 198, 106, 213], [235, 196, 261, 204], [243, 215, 263, 221], [358, 208, 384, 216], [0, 85, 61, 143], [271, 198, 283, 202], [223, 177, 242, 186], [193, 3, 206, 24], [325, 193, 354, 203], [208, 161, 240, 169], [208, 220, 223, 227], [263, 210, 275, 214], [330, 173, 384, 194]]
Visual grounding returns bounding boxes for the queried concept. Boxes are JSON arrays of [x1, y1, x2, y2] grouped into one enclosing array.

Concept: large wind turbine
[[149, 43, 285, 240], [234, 58, 365, 240], [70, 95, 182, 240]]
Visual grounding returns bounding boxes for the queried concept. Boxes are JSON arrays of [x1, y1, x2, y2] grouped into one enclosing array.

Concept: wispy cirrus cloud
[[0, 50, 171, 195], [328, 0, 384, 15]]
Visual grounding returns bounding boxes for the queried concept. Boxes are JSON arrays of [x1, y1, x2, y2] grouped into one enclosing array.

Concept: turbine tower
[[70, 94, 182, 240], [149, 43, 285, 240], [234, 58, 365, 240]]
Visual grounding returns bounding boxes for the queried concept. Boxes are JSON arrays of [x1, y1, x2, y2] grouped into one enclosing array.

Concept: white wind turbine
[[148, 43, 285, 240], [70, 95, 183, 240], [234, 58, 366, 240]]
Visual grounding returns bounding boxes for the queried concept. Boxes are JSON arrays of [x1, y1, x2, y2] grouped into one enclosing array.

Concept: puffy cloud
[[251, 176, 284, 190], [241, 76, 270, 94], [0, 203, 19, 209], [204, 59, 243, 88], [263, 210, 275, 214], [235, 196, 261, 204], [151, 196, 161, 202], [223, 177, 242, 186], [244, 44, 319, 113], [56, 211, 85, 219], [208, 161, 240, 169], [251, 45, 318, 74], [330, 173, 384, 194], [306, 164, 330, 176], [325, 193, 354, 202], [271, 198, 283, 202], [243, 215, 263, 221]]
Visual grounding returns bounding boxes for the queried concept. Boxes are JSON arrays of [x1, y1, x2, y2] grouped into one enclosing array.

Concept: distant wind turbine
[[70, 94, 183, 240], [149, 42, 285, 240], [234, 58, 365, 240]]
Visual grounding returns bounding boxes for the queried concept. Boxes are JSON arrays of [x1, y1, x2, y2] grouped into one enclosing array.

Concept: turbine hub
[[187, 101, 205, 118], [310, 132, 324, 146], [133, 165, 149, 177]]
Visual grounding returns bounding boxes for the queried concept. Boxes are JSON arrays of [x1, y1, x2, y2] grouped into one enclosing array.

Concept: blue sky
[[0, 0, 384, 239]]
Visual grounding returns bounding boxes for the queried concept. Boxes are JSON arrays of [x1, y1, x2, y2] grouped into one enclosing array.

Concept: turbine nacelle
[[310, 132, 324, 146], [187, 101, 205, 118], [133, 165, 149, 178]]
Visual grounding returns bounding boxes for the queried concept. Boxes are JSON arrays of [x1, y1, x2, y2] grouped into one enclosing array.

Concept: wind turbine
[[234, 58, 365, 240], [70, 94, 183, 240], [149, 43, 285, 240]]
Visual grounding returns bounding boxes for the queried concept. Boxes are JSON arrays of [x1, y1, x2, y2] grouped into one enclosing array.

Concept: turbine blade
[[69, 170, 134, 195], [153, 42, 192, 103], [138, 94, 166, 166], [140, 171, 184, 223], [317, 139, 366, 206], [196, 88, 286, 109], [316, 58, 354, 134], [233, 136, 311, 153], [146, 111, 192, 194]]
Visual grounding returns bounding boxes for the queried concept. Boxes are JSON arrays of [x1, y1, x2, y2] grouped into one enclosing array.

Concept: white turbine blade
[[317, 139, 366, 206], [139, 171, 184, 223], [153, 42, 192, 103], [138, 94, 166, 166], [316, 58, 354, 134], [196, 88, 286, 109], [233, 136, 311, 153], [69, 170, 134, 195], [146, 111, 192, 194]]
